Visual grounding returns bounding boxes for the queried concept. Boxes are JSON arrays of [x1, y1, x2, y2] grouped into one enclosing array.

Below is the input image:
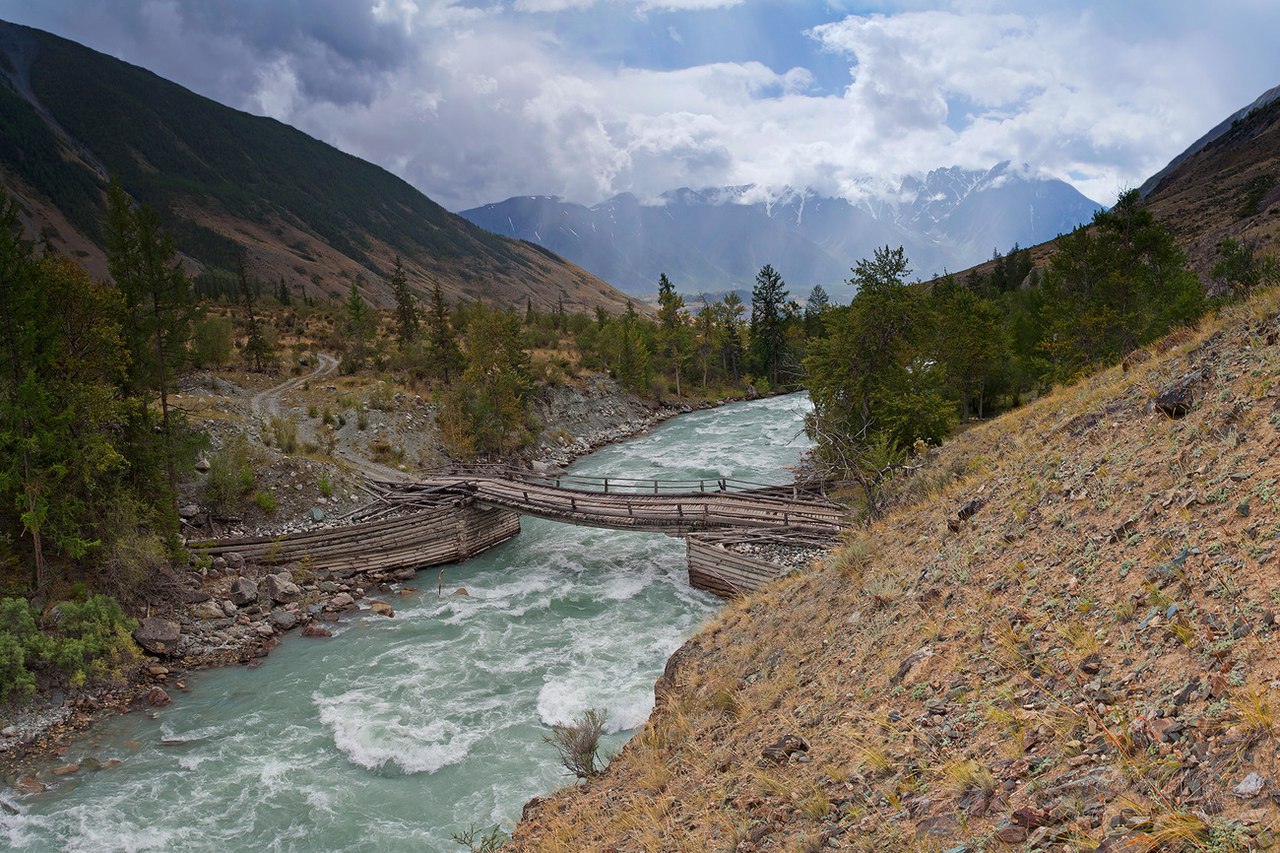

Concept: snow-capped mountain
[[461, 165, 1101, 297]]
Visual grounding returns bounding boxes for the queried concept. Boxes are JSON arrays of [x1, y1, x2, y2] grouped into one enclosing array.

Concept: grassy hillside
[[511, 287, 1280, 851], [0, 19, 637, 314]]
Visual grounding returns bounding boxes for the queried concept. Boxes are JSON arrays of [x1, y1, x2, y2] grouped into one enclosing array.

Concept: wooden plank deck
[[392, 474, 849, 536]]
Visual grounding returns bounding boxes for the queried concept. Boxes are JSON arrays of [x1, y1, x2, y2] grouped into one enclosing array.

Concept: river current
[[2, 392, 813, 852]]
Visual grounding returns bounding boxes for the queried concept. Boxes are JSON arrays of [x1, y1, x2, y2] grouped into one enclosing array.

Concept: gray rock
[[178, 504, 201, 519], [194, 457, 211, 473], [226, 553, 245, 570], [268, 611, 298, 630], [133, 617, 182, 657], [328, 593, 355, 611], [1234, 772, 1268, 798], [194, 601, 226, 620], [229, 577, 259, 606], [309, 508, 326, 523], [264, 574, 302, 604]]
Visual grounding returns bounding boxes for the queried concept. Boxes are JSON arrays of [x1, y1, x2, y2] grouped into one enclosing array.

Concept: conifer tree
[[105, 178, 193, 508], [343, 276, 375, 372], [656, 273, 689, 396], [237, 257, 273, 373], [390, 256, 420, 345], [749, 264, 790, 386], [425, 281, 464, 384]]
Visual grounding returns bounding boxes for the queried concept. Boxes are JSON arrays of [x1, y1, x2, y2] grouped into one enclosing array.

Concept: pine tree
[[389, 255, 419, 345], [237, 257, 274, 373], [656, 273, 689, 396], [749, 264, 790, 386], [343, 277, 376, 372], [105, 178, 193, 510], [425, 281, 463, 384]]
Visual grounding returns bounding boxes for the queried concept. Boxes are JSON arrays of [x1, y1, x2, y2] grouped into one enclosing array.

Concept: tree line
[[803, 190, 1259, 515]]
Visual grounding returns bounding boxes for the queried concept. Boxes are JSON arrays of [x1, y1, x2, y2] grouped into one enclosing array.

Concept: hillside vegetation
[[0, 19, 634, 315], [511, 282, 1280, 852]]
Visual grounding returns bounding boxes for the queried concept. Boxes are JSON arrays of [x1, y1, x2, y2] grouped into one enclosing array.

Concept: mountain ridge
[[0, 19, 638, 314], [462, 165, 1101, 297]]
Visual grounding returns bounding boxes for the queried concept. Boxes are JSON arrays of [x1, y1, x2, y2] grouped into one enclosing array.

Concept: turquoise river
[[1, 392, 813, 851]]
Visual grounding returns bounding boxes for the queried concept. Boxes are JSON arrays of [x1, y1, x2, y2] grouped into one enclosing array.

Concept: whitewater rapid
[[1, 392, 813, 852]]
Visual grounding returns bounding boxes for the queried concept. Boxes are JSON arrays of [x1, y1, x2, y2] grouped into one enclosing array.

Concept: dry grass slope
[[511, 288, 1280, 852]]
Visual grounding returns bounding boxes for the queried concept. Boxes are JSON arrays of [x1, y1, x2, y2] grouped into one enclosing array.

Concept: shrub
[[47, 594, 140, 688], [0, 594, 140, 698], [190, 315, 234, 368], [544, 707, 609, 779], [270, 417, 299, 454], [205, 436, 256, 516], [0, 632, 36, 702], [318, 473, 333, 498], [255, 491, 278, 514]]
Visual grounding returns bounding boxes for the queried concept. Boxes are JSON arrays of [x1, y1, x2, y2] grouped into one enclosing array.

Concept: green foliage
[[0, 631, 36, 702], [656, 273, 691, 396], [0, 593, 139, 700], [0, 192, 132, 586], [1042, 190, 1203, 378], [254, 491, 278, 514], [1212, 237, 1279, 298], [190, 314, 234, 368], [204, 436, 256, 517], [749, 264, 794, 386], [389, 256, 421, 345], [342, 278, 376, 372], [440, 305, 537, 458]]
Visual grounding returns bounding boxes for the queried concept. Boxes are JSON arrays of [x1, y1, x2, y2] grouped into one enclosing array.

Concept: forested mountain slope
[[0, 20, 635, 313]]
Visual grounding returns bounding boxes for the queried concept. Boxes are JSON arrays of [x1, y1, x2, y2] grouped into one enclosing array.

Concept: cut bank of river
[[2, 392, 814, 851]]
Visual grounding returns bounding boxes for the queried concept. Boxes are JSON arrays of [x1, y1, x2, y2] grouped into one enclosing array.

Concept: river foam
[[3, 393, 813, 851]]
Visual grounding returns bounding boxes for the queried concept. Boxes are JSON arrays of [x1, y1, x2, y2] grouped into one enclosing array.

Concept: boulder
[[225, 552, 245, 570], [133, 617, 182, 657], [194, 601, 226, 621], [178, 504, 201, 519], [146, 687, 171, 707], [264, 574, 302, 604], [1154, 369, 1205, 418], [329, 592, 356, 611], [268, 611, 298, 631], [302, 624, 333, 638], [453, 587, 469, 597], [368, 600, 394, 618], [194, 457, 211, 473], [229, 577, 259, 606]]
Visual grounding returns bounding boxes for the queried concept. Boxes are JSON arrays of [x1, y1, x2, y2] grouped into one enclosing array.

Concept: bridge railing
[[435, 463, 823, 500]]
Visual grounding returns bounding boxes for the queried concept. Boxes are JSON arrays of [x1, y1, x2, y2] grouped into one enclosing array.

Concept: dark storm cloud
[[1, 1, 1277, 211]]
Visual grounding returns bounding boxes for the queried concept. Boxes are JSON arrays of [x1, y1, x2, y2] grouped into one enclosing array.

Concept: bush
[[269, 417, 299, 454], [0, 594, 139, 699], [190, 315, 234, 368], [205, 436, 256, 516], [254, 491, 278, 514], [544, 707, 609, 779], [47, 594, 140, 688]]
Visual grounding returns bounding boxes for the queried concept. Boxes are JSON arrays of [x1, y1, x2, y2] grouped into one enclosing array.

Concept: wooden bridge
[[369, 469, 848, 537], [190, 468, 848, 598]]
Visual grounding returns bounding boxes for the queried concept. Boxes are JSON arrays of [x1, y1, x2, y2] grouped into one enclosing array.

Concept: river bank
[[0, 378, 802, 787], [2, 392, 817, 850]]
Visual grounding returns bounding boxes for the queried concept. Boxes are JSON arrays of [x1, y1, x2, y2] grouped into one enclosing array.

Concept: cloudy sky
[[2, 1, 1277, 211]]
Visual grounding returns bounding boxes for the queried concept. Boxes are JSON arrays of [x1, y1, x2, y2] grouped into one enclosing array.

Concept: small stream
[[1, 392, 813, 852]]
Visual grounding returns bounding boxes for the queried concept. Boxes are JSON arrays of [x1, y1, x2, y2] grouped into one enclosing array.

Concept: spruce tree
[[390, 256, 420, 345], [749, 264, 789, 386]]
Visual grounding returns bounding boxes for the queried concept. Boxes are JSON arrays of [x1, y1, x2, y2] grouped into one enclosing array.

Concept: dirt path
[[250, 353, 338, 421]]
